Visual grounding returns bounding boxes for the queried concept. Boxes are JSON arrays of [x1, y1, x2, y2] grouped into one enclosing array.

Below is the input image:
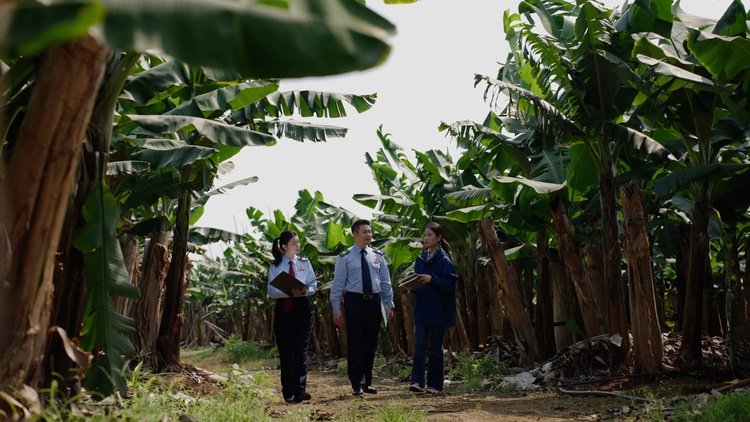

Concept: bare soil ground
[[262, 366, 627, 421]]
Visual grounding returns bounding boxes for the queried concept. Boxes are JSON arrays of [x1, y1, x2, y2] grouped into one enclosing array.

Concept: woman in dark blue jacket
[[404, 222, 457, 394]]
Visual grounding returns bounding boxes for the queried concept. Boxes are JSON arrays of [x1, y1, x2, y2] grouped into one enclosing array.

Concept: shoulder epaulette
[[371, 248, 384, 256], [339, 249, 351, 257], [298, 256, 309, 262]]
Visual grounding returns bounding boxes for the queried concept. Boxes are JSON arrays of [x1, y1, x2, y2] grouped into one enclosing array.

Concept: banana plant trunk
[[132, 230, 169, 367], [535, 228, 556, 359], [156, 188, 192, 369], [475, 267, 490, 346], [620, 181, 662, 373], [0, 36, 108, 390], [400, 292, 415, 354], [598, 162, 629, 364], [478, 218, 539, 364], [679, 182, 710, 369], [549, 196, 607, 337], [117, 234, 141, 316], [486, 266, 505, 339], [551, 259, 575, 351]]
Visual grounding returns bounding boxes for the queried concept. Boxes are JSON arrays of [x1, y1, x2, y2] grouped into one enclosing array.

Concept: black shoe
[[294, 392, 311, 402], [284, 396, 295, 403], [352, 388, 363, 397], [363, 386, 377, 394]]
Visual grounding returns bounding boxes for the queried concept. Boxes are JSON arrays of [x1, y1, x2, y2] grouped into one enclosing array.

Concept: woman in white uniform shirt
[[268, 230, 317, 403]]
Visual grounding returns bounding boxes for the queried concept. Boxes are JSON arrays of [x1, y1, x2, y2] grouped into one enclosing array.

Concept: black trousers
[[273, 297, 313, 399], [343, 292, 382, 390]]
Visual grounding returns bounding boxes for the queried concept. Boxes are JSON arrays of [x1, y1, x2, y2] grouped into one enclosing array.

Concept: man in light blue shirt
[[331, 219, 394, 396]]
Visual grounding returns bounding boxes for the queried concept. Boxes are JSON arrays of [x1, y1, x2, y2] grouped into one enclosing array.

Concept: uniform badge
[[298, 264, 305, 273], [372, 258, 380, 269]]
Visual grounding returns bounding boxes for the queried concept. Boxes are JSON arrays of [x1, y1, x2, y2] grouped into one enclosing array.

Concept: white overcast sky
[[198, 0, 735, 237]]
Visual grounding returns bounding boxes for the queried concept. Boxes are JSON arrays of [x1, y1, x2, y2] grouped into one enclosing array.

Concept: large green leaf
[[122, 171, 191, 210], [688, 30, 750, 83], [445, 205, 492, 223], [131, 139, 217, 169], [168, 81, 281, 116], [106, 160, 150, 177], [100, 0, 395, 77], [654, 163, 750, 198], [123, 60, 192, 105], [128, 114, 276, 147], [72, 176, 139, 398], [0, 2, 102, 54], [265, 120, 348, 143]]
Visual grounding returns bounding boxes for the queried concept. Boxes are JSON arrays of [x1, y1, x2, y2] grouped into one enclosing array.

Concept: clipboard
[[397, 273, 422, 290], [270, 271, 306, 297]]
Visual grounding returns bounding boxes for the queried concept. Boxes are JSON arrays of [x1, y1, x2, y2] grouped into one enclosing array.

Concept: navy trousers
[[410, 324, 446, 390], [343, 292, 382, 390], [274, 297, 313, 399]]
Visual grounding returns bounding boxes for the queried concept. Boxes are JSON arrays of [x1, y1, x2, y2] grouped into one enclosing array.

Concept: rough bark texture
[[156, 189, 191, 369], [116, 234, 141, 316], [535, 229, 556, 359], [476, 268, 490, 345], [400, 292, 415, 353], [0, 36, 108, 390], [133, 231, 169, 366], [620, 181, 662, 374], [486, 266, 505, 339], [478, 218, 539, 364], [679, 183, 710, 369], [551, 260, 575, 351], [598, 166, 629, 365], [549, 197, 607, 337]]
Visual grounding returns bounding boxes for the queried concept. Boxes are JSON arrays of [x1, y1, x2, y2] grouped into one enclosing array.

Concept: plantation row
[[2, 1, 750, 415]]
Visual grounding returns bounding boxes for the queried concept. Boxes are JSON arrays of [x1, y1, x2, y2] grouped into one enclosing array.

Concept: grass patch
[[696, 391, 750, 421], [449, 353, 509, 391], [221, 334, 277, 364], [370, 401, 427, 422]]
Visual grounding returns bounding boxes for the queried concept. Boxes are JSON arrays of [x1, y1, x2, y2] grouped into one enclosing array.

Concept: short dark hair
[[351, 219, 371, 233]]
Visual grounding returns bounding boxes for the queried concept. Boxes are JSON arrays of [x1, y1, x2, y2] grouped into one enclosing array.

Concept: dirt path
[[262, 366, 628, 421]]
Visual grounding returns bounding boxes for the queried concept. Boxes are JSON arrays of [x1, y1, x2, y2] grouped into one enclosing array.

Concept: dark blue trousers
[[410, 324, 446, 390], [274, 297, 313, 399], [343, 292, 382, 390]]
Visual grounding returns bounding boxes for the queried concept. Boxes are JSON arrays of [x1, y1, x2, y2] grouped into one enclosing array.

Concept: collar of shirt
[[282, 255, 297, 267], [352, 245, 367, 255]]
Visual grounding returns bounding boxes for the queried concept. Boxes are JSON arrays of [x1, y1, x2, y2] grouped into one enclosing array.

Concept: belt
[[345, 291, 380, 300]]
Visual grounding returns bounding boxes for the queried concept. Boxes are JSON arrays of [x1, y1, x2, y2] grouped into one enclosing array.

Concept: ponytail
[[272, 230, 298, 266], [425, 221, 454, 263], [440, 238, 455, 263]]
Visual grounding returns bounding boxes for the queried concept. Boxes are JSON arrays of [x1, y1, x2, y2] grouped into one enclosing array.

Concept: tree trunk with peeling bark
[[478, 218, 539, 364], [0, 36, 108, 391], [549, 196, 607, 338], [116, 234, 141, 315], [551, 260, 575, 351], [679, 182, 710, 369], [156, 188, 191, 369], [132, 231, 169, 366], [620, 181, 662, 374]]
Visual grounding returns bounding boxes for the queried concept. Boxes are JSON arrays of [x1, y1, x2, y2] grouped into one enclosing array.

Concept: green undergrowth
[[449, 352, 510, 391]]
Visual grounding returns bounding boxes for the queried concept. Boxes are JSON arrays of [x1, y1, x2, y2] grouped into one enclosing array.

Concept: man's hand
[[333, 313, 344, 327], [387, 308, 394, 321]]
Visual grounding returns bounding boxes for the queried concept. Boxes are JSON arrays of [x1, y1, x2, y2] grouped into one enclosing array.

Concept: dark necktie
[[361, 250, 373, 296], [283, 261, 294, 313]]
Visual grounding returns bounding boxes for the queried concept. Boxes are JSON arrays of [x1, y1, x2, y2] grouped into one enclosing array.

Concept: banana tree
[[0, 0, 394, 398], [629, 0, 750, 369], [466, 0, 686, 364]]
